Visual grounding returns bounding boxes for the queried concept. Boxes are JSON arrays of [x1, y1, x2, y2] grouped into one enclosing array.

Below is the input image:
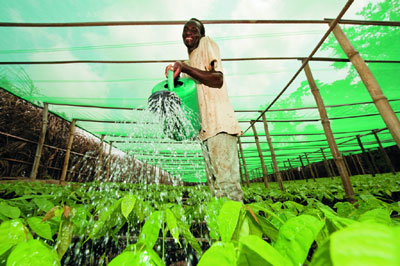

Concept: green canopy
[[0, 0, 399, 182]]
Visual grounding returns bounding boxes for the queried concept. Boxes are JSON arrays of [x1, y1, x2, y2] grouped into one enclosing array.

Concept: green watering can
[[148, 70, 201, 141]]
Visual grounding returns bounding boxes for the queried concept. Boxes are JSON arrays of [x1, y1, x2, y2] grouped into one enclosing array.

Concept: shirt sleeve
[[204, 37, 223, 73]]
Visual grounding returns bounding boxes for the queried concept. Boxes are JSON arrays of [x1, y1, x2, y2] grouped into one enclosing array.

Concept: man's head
[[182, 18, 205, 53]]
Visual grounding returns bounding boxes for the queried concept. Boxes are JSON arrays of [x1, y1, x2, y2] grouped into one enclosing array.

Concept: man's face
[[182, 21, 201, 51]]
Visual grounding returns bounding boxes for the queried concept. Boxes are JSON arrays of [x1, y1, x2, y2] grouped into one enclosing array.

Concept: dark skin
[[165, 20, 223, 88]]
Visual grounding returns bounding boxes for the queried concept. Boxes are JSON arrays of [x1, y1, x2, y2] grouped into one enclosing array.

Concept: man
[[165, 18, 244, 201]]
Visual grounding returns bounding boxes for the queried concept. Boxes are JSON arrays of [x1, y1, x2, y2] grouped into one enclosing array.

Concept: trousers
[[201, 133, 244, 201]]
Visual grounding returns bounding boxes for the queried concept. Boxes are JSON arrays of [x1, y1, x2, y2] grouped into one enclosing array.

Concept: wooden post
[[288, 160, 296, 181], [30, 103, 49, 181], [60, 119, 76, 183], [343, 155, 352, 176], [328, 159, 337, 177], [96, 135, 105, 181], [238, 153, 245, 186], [251, 122, 269, 188], [372, 130, 396, 175], [349, 153, 361, 175], [367, 148, 380, 174], [356, 135, 375, 176], [303, 61, 354, 201], [305, 153, 316, 182], [331, 23, 400, 149], [320, 148, 333, 179], [299, 155, 307, 182], [312, 162, 320, 179], [106, 141, 113, 182], [355, 153, 366, 175], [238, 137, 250, 187], [262, 114, 284, 190]]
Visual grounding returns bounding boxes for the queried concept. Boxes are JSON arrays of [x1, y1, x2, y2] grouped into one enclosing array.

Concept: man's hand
[[165, 61, 183, 79]]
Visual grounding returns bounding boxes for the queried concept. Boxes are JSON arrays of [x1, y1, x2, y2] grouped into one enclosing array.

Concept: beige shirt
[[183, 36, 243, 141]]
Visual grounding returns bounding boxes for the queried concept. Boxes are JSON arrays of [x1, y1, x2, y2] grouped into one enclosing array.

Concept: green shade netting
[[0, 0, 399, 182]]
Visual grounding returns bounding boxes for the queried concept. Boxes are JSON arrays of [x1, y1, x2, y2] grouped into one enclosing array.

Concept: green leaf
[[121, 194, 136, 220], [205, 197, 227, 240], [218, 200, 242, 242], [165, 209, 181, 247], [57, 220, 74, 259], [0, 219, 32, 256], [238, 235, 291, 266], [108, 248, 165, 266], [311, 223, 400, 266], [255, 213, 279, 243], [197, 242, 236, 266], [27, 217, 53, 241], [274, 215, 324, 266], [177, 220, 202, 255], [32, 198, 54, 213], [0, 203, 20, 219], [137, 211, 162, 249], [6, 239, 60, 266], [86, 198, 123, 241], [358, 208, 392, 225]]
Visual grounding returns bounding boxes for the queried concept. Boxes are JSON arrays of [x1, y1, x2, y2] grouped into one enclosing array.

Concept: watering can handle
[[167, 70, 174, 91]]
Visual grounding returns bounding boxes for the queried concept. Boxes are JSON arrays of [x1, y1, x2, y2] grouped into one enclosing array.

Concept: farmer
[[165, 18, 244, 201]]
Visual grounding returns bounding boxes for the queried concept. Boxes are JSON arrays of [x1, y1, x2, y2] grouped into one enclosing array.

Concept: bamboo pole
[[262, 114, 284, 190], [30, 103, 49, 181], [303, 62, 354, 201], [356, 135, 375, 176], [251, 122, 269, 188], [106, 141, 113, 182], [60, 119, 76, 183], [299, 155, 307, 182], [372, 130, 396, 175], [320, 148, 333, 179], [96, 135, 105, 181], [331, 23, 400, 149], [238, 137, 250, 187], [305, 153, 316, 182], [355, 153, 366, 175]]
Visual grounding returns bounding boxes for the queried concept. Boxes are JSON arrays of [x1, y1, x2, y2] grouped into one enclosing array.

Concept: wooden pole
[[288, 160, 296, 181], [372, 130, 396, 175], [106, 141, 113, 182], [303, 61, 354, 200], [356, 135, 375, 176], [238, 137, 250, 187], [331, 23, 400, 149], [262, 114, 284, 190], [96, 135, 105, 181], [299, 155, 308, 181], [367, 148, 380, 174], [312, 162, 320, 179], [349, 153, 360, 175], [355, 153, 366, 175], [320, 148, 333, 179], [30, 103, 49, 181], [328, 159, 337, 177], [305, 153, 316, 182], [60, 119, 76, 183], [343, 155, 352, 176], [251, 122, 269, 188], [238, 153, 245, 186]]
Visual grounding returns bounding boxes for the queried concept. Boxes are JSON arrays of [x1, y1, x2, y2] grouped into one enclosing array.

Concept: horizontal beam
[[0, 19, 398, 28], [1, 57, 399, 65]]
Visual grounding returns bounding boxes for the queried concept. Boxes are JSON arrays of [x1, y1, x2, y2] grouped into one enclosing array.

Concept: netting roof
[[0, 0, 399, 182]]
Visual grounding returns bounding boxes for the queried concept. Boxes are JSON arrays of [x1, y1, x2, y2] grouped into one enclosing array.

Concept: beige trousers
[[202, 133, 244, 201]]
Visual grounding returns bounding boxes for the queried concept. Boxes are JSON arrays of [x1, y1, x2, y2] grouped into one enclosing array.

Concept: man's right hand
[[165, 61, 183, 79]]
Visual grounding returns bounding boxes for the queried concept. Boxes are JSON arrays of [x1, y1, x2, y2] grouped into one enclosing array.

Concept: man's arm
[[166, 61, 223, 89]]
